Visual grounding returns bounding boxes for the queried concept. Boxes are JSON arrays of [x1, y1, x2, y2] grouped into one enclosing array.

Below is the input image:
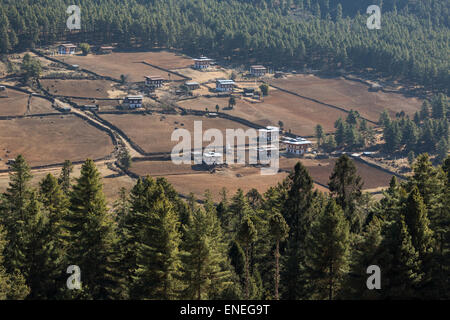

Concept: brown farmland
[[279, 157, 395, 190], [99, 113, 254, 154], [40, 79, 118, 98], [0, 88, 56, 116], [58, 52, 188, 82], [179, 89, 349, 136], [271, 75, 423, 122], [0, 115, 114, 170]]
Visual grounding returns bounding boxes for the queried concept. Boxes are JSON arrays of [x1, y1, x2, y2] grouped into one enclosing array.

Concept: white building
[[258, 126, 279, 143], [145, 76, 164, 88], [250, 65, 267, 77], [283, 137, 312, 155], [216, 79, 235, 92], [203, 151, 223, 166], [123, 95, 143, 109], [58, 44, 77, 55], [194, 56, 213, 69]]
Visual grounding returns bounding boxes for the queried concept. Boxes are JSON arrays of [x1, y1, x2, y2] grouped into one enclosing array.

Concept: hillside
[[0, 0, 448, 93]]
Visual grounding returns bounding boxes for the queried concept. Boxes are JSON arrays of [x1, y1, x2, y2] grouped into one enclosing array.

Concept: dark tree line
[[0, 153, 448, 299], [380, 93, 449, 161], [0, 0, 448, 93]]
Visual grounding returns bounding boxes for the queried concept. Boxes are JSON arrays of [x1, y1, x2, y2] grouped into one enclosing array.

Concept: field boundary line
[[140, 61, 191, 81], [351, 156, 407, 181], [268, 83, 378, 125], [31, 49, 122, 83], [0, 158, 110, 174]]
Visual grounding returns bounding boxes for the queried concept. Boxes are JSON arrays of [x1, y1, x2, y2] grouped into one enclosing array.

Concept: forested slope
[[0, 0, 448, 92]]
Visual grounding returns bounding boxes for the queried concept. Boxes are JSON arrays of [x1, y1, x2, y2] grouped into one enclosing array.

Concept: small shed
[[0, 85, 7, 97], [58, 43, 77, 55], [99, 46, 114, 54], [185, 81, 200, 90], [250, 65, 267, 77], [80, 104, 99, 111]]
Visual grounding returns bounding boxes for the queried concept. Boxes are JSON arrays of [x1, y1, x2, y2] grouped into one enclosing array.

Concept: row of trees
[[380, 94, 448, 161], [316, 110, 375, 152], [0, 0, 448, 93], [0, 152, 448, 299]]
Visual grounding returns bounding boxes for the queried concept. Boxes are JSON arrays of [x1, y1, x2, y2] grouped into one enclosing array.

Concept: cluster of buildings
[[57, 43, 117, 55], [52, 50, 311, 156]]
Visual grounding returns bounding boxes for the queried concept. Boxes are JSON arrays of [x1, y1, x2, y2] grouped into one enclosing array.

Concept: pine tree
[[315, 124, 324, 146], [379, 109, 391, 126], [403, 187, 434, 257], [0, 224, 29, 300], [1, 155, 32, 275], [0, 8, 11, 53], [23, 174, 69, 299], [246, 189, 263, 211], [66, 159, 117, 299], [180, 206, 231, 299], [237, 215, 257, 300], [379, 218, 423, 299], [420, 101, 431, 120], [437, 138, 449, 163], [343, 217, 383, 299], [58, 160, 73, 195], [402, 187, 436, 297], [431, 93, 447, 119], [280, 161, 314, 299], [268, 211, 289, 300], [304, 198, 350, 300], [132, 185, 182, 300], [225, 189, 253, 235], [408, 154, 444, 207], [335, 119, 346, 147], [329, 155, 363, 232]]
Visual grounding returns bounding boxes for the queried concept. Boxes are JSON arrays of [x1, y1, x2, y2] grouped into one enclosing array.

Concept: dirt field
[[0, 115, 114, 169], [0, 88, 56, 116], [176, 68, 232, 83], [131, 160, 199, 176], [40, 79, 121, 98], [163, 165, 329, 201], [71, 98, 122, 109], [279, 157, 395, 190], [179, 89, 349, 136], [160, 165, 289, 201], [58, 52, 188, 82], [120, 51, 193, 70], [271, 75, 423, 122], [100, 113, 253, 154]]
